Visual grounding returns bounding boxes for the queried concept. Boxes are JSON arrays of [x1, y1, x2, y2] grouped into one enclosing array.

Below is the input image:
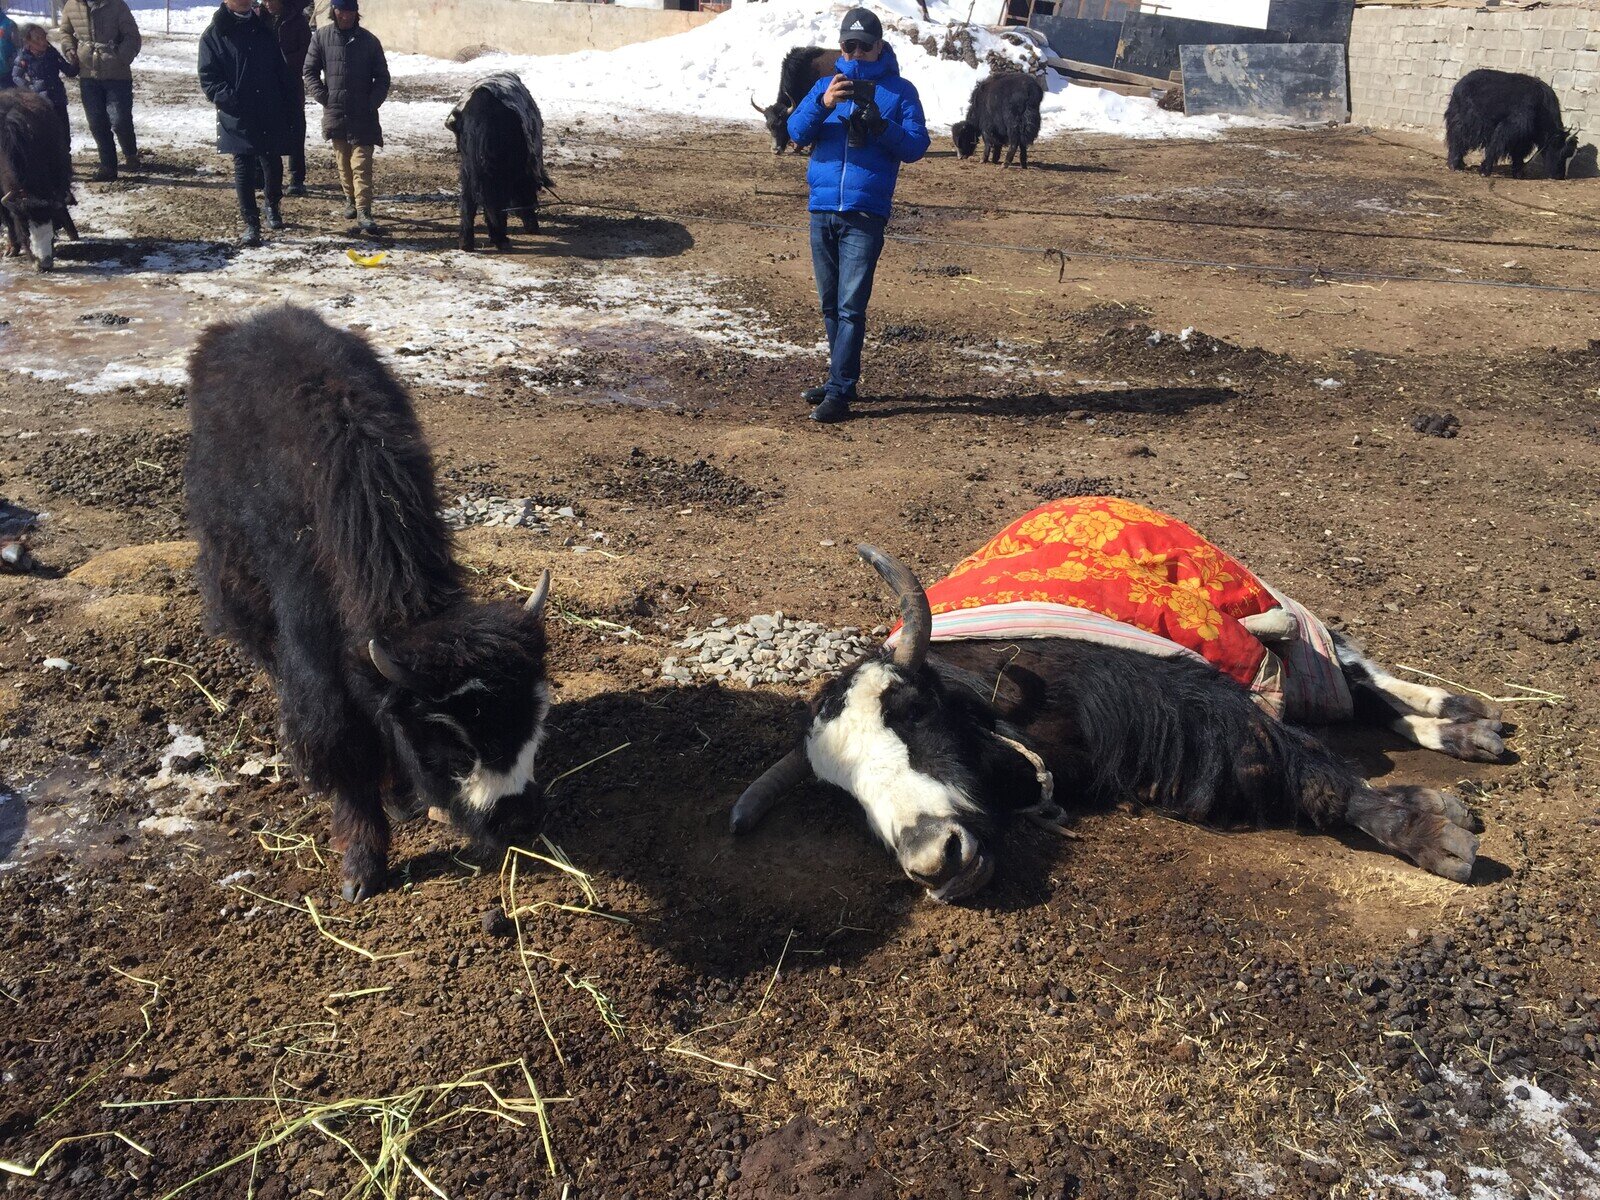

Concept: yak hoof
[[1390, 786, 1481, 880], [1439, 693, 1503, 723], [1437, 718, 1507, 763], [1412, 816, 1478, 883], [341, 876, 381, 903]]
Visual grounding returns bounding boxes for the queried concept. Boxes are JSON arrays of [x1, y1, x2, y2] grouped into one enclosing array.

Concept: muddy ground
[[3, 41, 1600, 1199]]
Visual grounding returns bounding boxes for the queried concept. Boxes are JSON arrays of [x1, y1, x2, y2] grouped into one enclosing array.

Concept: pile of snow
[[384, 0, 1237, 139], [133, 0, 1242, 141]]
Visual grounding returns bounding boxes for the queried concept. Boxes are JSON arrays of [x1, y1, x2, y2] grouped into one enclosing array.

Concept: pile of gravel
[[441, 496, 575, 531], [658, 613, 886, 688]]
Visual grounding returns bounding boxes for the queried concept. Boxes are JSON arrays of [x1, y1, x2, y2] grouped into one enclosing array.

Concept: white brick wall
[[1349, 3, 1600, 168]]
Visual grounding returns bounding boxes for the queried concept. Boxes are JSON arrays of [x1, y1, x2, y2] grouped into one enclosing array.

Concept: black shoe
[[342, 201, 358, 219], [356, 210, 381, 235], [801, 384, 828, 404], [809, 396, 852, 424], [239, 222, 262, 248], [123, 152, 141, 171], [88, 167, 117, 183], [286, 182, 307, 198], [265, 206, 285, 231]]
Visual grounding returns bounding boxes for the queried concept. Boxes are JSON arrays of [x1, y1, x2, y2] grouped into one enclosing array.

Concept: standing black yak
[[1445, 68, 1577, 179], [0, 90, 78, 272], [752, 45, 835, 153], [733, 497, 1505, 902], [186, 306, 554, 900], [445, 72, 554, 252], [952, 72, 1045, 168]]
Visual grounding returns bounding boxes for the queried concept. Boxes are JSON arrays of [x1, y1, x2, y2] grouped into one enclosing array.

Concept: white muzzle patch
[[28, 220, 53, 268], [804, 662, 976, 852], [454, 680, 550, 813]]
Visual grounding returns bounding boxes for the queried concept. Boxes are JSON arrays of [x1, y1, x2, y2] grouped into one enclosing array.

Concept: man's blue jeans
[[809, 210, 887, 403]]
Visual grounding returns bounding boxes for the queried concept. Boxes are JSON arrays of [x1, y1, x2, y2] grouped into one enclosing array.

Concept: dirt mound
[[731, 1117, 894, 1199], [67, 541, 197, 588], [28, 431, 189, 531], [591, 447, 777, 511]]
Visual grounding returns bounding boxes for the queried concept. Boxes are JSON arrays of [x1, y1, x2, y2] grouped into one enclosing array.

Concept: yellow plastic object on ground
[[345, 249, 389, 268]]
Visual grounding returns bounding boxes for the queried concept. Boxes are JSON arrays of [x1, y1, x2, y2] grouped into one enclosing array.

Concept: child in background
[[12, 24, 78, 155], [0, 4, 19, 91]]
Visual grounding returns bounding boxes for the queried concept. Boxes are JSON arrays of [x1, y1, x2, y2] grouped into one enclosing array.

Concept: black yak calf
[[0, 90, 77, 272], [752, 45, 834, 153], [186, 306, 553, 900], [446, 72, 554, 252], [1445, 68, 1576, 179], [952, 72, 1044, 169]]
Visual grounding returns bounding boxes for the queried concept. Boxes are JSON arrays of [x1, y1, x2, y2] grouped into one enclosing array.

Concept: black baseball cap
[[840, 7, 883, 45]]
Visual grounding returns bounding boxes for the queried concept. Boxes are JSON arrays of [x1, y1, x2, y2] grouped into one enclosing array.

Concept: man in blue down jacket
[[787, 7, 929, 423]]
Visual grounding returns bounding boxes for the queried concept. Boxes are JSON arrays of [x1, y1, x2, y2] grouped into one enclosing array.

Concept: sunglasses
[[842, 39, 876, 53]]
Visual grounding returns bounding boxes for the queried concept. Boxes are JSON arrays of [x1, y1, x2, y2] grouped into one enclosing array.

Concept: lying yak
[[752, 45, 835, 153], [1445, 68, 1576, 179], [0, 90, 77, 272], [952, 72, 1044, 168], [733, 497, 1504, 901], [446, 71, 554, 251], [186, 306, 554, 900]]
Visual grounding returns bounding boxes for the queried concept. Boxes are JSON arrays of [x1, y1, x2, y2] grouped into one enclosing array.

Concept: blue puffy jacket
[[787, 44, 929, 219]]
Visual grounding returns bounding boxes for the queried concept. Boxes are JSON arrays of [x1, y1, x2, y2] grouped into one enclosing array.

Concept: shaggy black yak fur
[[186, 306, 553, 900], [1445, 69, 1576, 179], [0, 90, 77, 271], [952, 73, 1044, 168]]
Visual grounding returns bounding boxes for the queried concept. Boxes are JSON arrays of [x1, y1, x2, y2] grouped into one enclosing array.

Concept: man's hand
[[822, 74, 852, 110]]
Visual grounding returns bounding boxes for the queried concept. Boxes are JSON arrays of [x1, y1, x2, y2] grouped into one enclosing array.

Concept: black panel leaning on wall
[[1027, 15, 1124, 69], [1265, 0, 1357, 46], [1115, 14, 1291, 80]]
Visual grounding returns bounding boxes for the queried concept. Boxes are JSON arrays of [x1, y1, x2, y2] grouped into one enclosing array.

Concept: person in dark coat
[[197, 0, 300, 246], [262, 0, 309, 195], [12, 24, 78, 155], [303, 0, 388, 234]]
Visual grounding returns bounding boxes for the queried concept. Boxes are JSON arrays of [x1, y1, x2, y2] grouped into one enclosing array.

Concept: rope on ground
[[1363, 129, 1600, 229], [538, 197, 1600, 297], [746, 185, 1600, 255]]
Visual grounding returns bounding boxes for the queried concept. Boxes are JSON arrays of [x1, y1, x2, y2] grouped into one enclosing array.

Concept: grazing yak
[[733, 497, 1505, 902], [753, 45, 835, 153], [1446, 69, 1576, 179], [0, 90, 77, 272], [952, 72, 1044, 168], [446, 72, 554, 252], [186, 306, 553, 901]]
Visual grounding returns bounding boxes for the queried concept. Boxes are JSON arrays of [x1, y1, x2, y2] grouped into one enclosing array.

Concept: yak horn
[[730, 747, 811, 834], [523, 568, 551, 619], [368, 638, 423, 691], [751, 95, 766, 113], [858, 545, 931, 671]]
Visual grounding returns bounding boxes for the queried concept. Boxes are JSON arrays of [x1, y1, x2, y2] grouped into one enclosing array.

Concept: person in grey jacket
[[57, 0, 140, 181], [303, 0, 388, 234]]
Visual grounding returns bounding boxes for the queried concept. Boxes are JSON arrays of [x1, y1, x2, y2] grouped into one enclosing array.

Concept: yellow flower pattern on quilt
[[922, 497, 1276, 686]]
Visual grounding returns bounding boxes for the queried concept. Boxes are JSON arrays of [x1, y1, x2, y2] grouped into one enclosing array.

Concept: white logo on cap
[[849, 19, 864, 28]]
